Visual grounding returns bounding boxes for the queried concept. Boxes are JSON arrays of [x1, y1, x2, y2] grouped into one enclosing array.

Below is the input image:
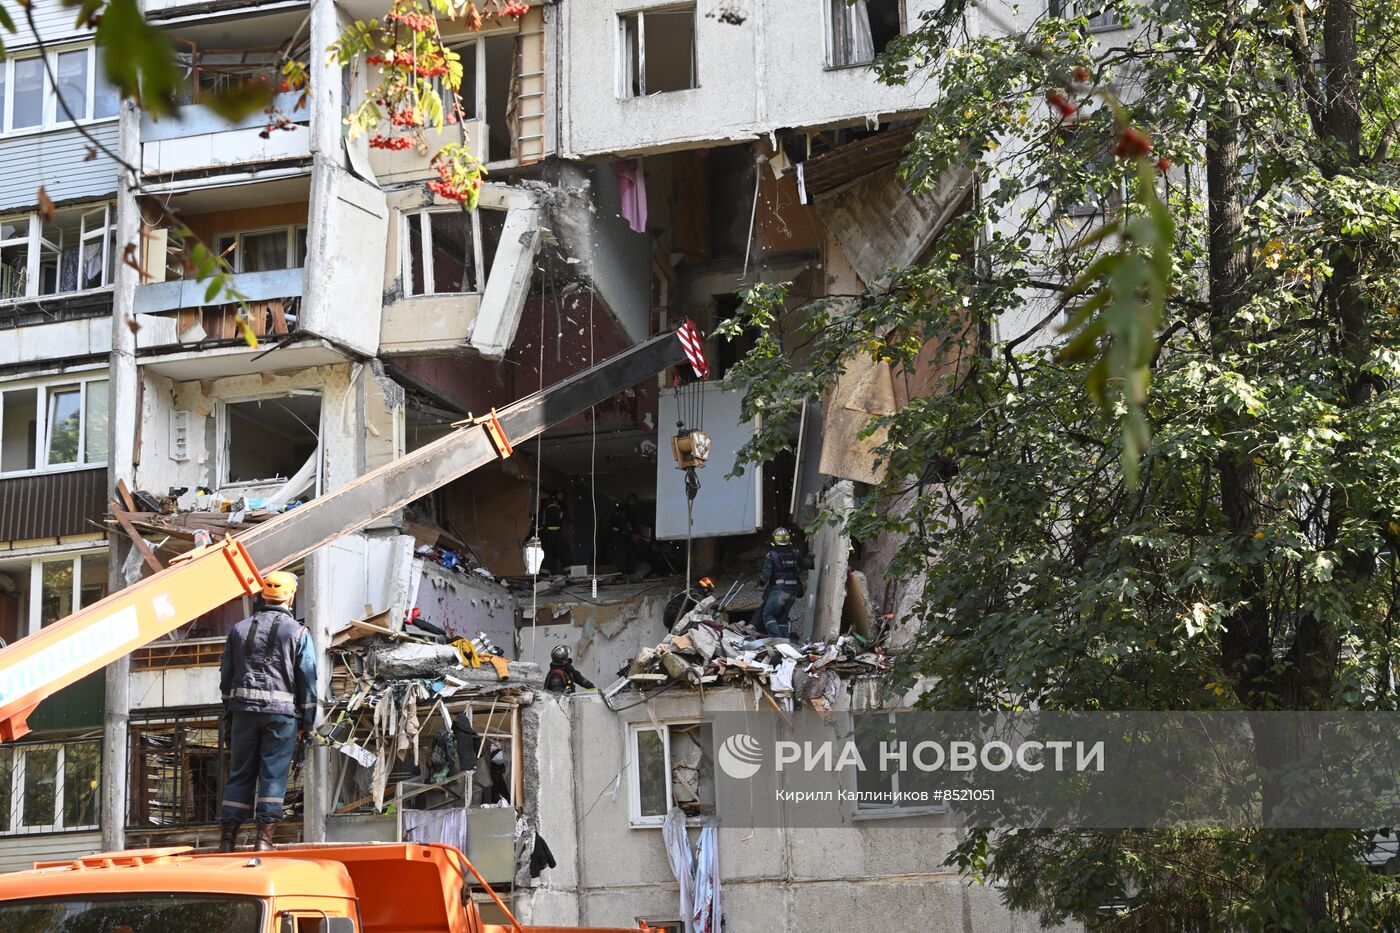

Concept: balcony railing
[[140, 91, 310, 175], [133, 267, 303, 350]]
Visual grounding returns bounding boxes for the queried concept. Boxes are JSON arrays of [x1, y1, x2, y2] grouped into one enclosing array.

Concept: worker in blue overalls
[[759, 528, 814, 640], [218, 571, 318, 852]]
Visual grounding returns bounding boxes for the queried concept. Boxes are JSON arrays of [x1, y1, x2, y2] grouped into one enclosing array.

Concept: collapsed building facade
[[0, 0, 1093, 930]]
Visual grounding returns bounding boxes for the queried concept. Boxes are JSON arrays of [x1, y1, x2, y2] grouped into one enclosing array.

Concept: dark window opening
[[127, 717, 227, 829], [224, 394, 320, 486], [619, 7, 697, 97], [484, 34, 516, 161], [829, 0, 903, 67]]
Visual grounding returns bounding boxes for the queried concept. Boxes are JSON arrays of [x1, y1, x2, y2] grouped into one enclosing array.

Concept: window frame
[[1049, 0, 1118, 31], [616, 5, 698, 99], [400, 207, 484, 298], [215, 389, 323, 491], [0, 202, 115, 303], [0, 44, 119, 136], [213, 223, 308, 275], [626, 720, 713, 828], [0, 374, 109, 478], [850, 710, 951, 820], [0, 738, 102, 835], [13, 547, 109, 636], [824, 0, 906, 70]]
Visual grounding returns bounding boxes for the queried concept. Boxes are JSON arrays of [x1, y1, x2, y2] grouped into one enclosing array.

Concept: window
[[431, 39, 482, 124], [0, 204, 114, 301], [403, 209, 480, 297], [827, 0, 903, 67], [618, 7, 697, 98], [1050, 0, 1117, 30], [852, 712, 945, 815], [0, 46, 120, 133], [128, 717, 226, 829], [0, 551, 108, 641], [0, 739, 101, 834], [0, 376, 109, 475], [629, 722, 714, 826], [214, 225, 308, 274], [220, 393, 321, 488]]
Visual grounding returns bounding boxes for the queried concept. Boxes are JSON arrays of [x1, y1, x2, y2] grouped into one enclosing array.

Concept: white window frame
[[616, 6, 698, 99], [401, 208, 484, 298], [0, 739, 102, 835], [432, 37, 488, 126], [0, 44, 118, 136], [1051, 0, 1117, 31], [0, 374, 109, 478], [824, 0, 906, 69], [13, 548, 108, 636], [850, 711, 950, 820], [0, 202, 114, 303], [627, 720, 712, 828], [215, 390, 323, 491], [214, 224, 308, 275]]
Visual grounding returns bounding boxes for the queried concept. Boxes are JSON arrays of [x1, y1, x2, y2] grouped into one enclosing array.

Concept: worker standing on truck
[[759, 528, 814, 640], [218, 571, 318, 853]]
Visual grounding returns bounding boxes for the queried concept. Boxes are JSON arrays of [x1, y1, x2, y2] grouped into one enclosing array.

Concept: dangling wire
[[587, 284, 598, 598], [528, 255, 550, 650]]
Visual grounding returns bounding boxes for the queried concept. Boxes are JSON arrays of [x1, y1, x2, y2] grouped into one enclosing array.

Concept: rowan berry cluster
[[370, 135, 415, 150]]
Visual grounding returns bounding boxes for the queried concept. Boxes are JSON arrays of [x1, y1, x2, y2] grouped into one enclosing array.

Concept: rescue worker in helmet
[[544, 645, 595, 693], [663, 576, 717, 630], [759, 528, 814, 639], [217, 571, 318, 853]]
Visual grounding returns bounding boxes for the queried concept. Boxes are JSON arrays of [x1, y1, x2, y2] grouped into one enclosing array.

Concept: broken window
[[214, 224, 308, 274], [629, 721, 714, 825], [0, 46, 120, 132], [127, 717, 226, 828], [828, 0, 903, 67], [221, 393, 321, 488], [404, 209, 479, 297], [618, 7, 697, 98], [0, 739, 101, 833], [432, 39, 481, 123], [0, 376, 108, 475], [0, 204, 114, 300]]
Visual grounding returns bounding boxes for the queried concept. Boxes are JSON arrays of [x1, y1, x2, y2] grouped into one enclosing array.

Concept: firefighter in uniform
[[218, 571, 318, 852], [538, 490, 571, 574], [544, 645, 595, 693], [759, 528, 814, 639]]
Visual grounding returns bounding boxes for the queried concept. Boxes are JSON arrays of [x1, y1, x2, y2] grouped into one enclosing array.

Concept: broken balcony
[[132, 179, 345, 379], [140, 13, 312, 178]]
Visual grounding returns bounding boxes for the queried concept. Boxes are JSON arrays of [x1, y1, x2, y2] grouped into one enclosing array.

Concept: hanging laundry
[[529, 833, 557, 878], [615, 158, 648, 234], [663, 807, 697, 933], [692, 822, 721, 933], [401, 808, 469, 852]]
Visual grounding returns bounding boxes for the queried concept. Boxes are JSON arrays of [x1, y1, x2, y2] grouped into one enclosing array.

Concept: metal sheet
[[0, 467, 107, 543]]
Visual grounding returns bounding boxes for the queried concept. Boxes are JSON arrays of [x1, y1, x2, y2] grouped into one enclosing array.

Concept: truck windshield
[[0, 893, 262, 932]]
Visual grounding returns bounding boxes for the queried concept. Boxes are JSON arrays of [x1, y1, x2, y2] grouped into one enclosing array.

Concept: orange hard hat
[[261, 570, 298, 603], [697, 576, 716, 592]]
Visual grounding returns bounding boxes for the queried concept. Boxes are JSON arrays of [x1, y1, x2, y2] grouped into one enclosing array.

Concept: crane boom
[[0, 331, 686, 742]]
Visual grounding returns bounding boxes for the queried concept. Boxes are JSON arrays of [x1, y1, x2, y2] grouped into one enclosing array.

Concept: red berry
[[1047, 91, 1078, 119], [1114, 127, 1152, 158], [1072, 66, 1090, 84], [1156, 156, 1171, 173]]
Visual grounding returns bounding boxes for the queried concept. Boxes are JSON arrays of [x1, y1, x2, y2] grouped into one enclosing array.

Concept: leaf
[[37, 186, 55, 222], [95, 0, 182, 118], [202, 79, 278, 121]]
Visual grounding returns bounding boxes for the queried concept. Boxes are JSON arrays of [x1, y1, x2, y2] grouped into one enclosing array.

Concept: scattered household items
[[218, 570, 318, 853]]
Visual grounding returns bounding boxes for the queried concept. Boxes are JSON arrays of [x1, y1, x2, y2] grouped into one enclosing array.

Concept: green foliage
[[87, 0, 180, 117], [721, 0, 1400, 925]]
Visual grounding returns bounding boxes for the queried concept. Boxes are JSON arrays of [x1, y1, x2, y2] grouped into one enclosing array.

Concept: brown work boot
[[217, 823, 240, 853], [254, 823, 277, 851]]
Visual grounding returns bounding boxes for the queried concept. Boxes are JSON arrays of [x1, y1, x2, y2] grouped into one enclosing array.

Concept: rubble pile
[[323, 626, 537, 814], [619, 597, 890, 712]]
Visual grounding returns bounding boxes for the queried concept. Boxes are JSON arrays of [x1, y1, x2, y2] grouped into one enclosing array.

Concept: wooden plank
[[759, 685, 794, 728], [111, 501, 164, 574], [268, 299, 289, 335], [115, 479, 137, 513]]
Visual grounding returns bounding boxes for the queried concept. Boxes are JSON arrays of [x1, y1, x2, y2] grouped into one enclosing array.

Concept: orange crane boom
[[0, 331, 686, 742]]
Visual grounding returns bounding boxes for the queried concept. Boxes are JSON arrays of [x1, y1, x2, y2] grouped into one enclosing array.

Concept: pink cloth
[[615, 158, 648, 234]]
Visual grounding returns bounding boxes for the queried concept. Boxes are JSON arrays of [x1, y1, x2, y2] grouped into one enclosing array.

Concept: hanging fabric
[[615, 159, 649, 234], [692, 822, 721, 933], [663, 807, 697, 933]]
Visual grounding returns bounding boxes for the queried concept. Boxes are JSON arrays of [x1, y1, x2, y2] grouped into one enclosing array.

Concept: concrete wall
[[0, 316, 112, 368], [302, 158, 390, 357], [558, 0, 939, 158], [515, 689, 1075, 933]]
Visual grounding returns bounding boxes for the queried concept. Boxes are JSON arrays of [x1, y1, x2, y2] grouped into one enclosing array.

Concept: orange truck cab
[[0, 842, 648, 933]]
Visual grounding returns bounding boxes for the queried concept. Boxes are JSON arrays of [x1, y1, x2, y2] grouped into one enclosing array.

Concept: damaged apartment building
[[0, 0, 1078, 931]]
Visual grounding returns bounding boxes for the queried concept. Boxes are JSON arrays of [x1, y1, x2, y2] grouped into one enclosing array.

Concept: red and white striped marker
[[676, 318, 710, 379]]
